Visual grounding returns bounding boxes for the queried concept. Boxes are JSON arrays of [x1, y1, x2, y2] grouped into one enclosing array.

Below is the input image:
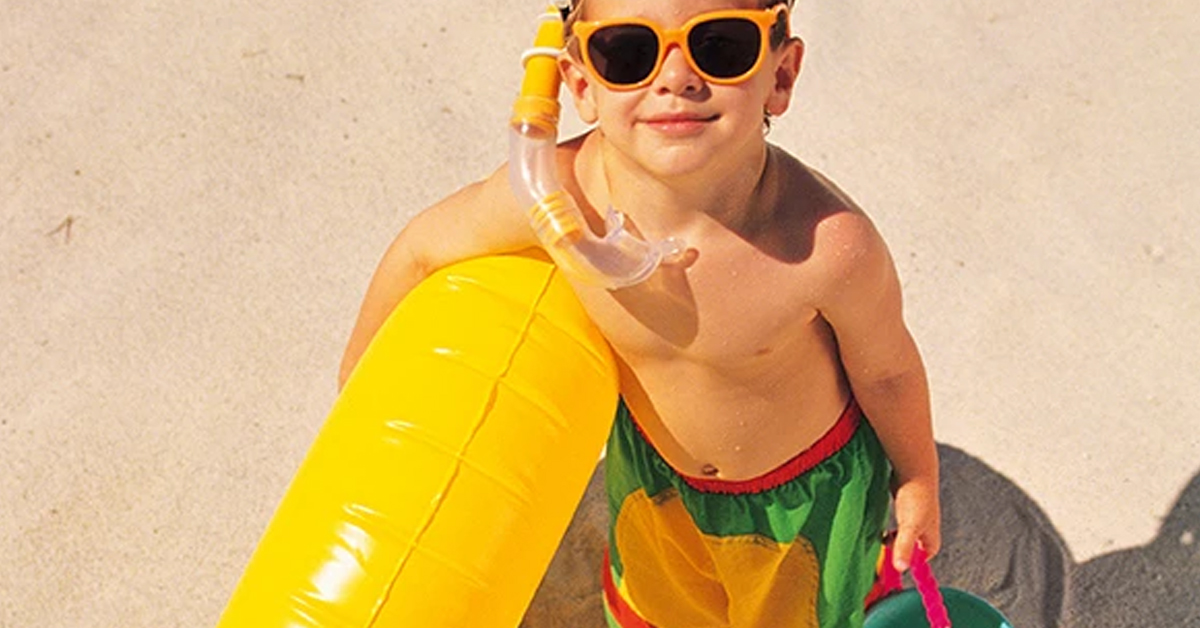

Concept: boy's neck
[[595, 134, 776, 241]]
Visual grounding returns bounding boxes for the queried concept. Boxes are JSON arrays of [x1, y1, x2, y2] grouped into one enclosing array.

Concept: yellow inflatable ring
[[217, 253, 618, 627]]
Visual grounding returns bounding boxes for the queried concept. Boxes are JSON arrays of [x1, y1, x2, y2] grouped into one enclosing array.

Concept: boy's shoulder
[[770, 145, 861, 217], [767, 145, 883, 261]]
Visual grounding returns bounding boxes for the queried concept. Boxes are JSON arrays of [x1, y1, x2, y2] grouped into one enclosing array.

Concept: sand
[[1, 0, 1196, 626]]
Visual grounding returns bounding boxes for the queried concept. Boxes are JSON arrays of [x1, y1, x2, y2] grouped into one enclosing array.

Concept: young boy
[[341, 0, 940, 625]]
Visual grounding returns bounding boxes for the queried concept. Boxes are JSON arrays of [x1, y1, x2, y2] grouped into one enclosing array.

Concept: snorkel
[[509, 4, 684, 289]]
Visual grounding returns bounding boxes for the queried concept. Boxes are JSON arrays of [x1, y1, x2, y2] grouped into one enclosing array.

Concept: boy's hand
[[891, 478, 941, 572]]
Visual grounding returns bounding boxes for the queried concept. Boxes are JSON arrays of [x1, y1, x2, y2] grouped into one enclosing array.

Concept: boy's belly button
[[697, 445, 744, 476]]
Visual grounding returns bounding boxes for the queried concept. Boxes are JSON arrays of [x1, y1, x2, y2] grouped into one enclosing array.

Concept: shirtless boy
[[340, 0, 940, 625]]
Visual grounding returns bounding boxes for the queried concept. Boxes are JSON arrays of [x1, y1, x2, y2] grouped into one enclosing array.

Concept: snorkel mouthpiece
[[510, 5, 684, 289]]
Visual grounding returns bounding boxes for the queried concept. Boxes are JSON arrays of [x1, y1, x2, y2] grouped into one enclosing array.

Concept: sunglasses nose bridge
[[659, 39, 687, 70], [653, 39, 706, 91], [659, 26, 689, 62]]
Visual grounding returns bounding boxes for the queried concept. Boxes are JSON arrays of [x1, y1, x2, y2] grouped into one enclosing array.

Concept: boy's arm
[[814, 210, 941, 572], [338, 166, 539, 389]]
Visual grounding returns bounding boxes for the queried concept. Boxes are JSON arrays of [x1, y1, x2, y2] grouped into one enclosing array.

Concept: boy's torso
[[558, 133, 864, 482]]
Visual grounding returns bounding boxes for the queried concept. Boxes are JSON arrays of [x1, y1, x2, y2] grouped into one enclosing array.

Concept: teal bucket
[[864, 587, 1012, 628]]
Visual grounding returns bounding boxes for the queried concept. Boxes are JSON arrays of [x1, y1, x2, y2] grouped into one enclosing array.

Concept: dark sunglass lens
[[588, 24, 659, 85], [689, 18, 761, 78]]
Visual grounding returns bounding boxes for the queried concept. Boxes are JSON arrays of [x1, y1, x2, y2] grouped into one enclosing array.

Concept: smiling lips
[[643, 112, 719, 135]]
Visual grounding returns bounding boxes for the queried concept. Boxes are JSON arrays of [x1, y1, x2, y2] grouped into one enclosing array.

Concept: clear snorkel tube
[[509, 5, 685, 289]]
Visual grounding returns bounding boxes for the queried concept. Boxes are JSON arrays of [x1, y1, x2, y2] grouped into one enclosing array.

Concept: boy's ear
[[765, 36, 804, 117], [559, 53, 599, 124]]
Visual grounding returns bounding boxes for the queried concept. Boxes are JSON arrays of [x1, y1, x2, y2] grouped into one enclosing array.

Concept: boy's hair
[[564, 0, 795, 44], [563, 0, 795, 20]]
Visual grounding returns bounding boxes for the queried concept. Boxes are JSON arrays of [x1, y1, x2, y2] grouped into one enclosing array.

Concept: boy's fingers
[[922, 533, 942, 558], [892, 527, 917, 572]]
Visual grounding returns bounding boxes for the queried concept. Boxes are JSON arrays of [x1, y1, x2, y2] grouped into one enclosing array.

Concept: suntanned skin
[[340, 0, 940, 572]]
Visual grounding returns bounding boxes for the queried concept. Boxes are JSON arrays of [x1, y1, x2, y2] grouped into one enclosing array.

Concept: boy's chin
[[651, 154, 738, 182], [630, 145, 720, 178]]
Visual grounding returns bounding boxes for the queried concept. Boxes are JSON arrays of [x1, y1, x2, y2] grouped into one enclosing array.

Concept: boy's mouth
[[642, 112, 720, 134]]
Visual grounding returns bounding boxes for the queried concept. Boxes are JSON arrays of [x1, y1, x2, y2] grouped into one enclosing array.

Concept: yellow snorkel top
[[511, 7, 565, 136]]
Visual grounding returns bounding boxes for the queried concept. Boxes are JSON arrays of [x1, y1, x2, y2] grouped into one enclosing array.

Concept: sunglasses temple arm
[[509, 6, 685, 289]]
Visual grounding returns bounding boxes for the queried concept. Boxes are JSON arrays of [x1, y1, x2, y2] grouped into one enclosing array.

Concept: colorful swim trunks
[[603, 398, 892, 628]]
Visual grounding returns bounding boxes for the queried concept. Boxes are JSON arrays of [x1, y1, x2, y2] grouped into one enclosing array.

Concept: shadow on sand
[[1064, 467, 1200, 627], [522, 446, 1200, 628]]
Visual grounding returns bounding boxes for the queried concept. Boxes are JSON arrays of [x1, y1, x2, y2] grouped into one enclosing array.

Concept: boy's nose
[[654, 44, 703, 94]]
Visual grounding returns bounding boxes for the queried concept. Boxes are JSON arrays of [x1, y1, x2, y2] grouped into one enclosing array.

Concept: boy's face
[[561, 0, 803, 179]]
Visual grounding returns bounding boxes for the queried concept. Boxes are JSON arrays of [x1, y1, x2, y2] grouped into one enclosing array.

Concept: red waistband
[[633, 398, 862, 496]]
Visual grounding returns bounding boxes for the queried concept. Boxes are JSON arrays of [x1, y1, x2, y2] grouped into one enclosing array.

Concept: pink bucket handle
[[910, 546, 952, 628]]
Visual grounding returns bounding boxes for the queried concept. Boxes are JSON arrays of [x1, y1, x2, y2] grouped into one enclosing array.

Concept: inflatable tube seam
[[380, 419, 533, 507], [365, 267, 559, 627]]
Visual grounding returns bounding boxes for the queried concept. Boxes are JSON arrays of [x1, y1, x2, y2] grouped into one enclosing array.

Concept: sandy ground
[[2, 0, 1197, 626]]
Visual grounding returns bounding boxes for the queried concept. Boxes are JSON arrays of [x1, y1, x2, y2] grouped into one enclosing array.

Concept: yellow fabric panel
[[705, 535, 820, 628], [615, 489, 728, 626], [217, 254, 618, 628], [614, 489, 821, 628]]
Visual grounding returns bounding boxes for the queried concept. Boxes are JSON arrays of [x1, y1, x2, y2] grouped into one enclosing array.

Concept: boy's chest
[[571, 246, 823, 364]]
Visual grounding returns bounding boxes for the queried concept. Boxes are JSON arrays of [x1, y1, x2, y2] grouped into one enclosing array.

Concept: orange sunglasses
[[572, 4, 790, 91]]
